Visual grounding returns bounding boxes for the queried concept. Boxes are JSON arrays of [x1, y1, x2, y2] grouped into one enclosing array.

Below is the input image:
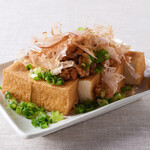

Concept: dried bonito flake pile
[[20, 22, 139, 97]]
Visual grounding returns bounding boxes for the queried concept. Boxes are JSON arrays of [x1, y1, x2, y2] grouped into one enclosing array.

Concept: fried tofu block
[[31, 79, 79, 116], [2, 62, 79, 115], [2, 62, 31, 102], [78, 74, 100, 102], [111, 59, 125, 92], [124, 51, 145, 85]]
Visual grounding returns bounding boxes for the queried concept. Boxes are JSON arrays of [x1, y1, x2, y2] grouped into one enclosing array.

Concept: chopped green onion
[[89, 55, 95, 66], [37, 72, 42, 79], [26, 64, 32, 70], [45, 76, 55, 85], [9, 100, 17, 110], [104, 52, 110, 60], [78, 104, 85, 113], [31, 67, 64, 86], [20, 101, 27, 108], [78, 27, 85, 31], [101, 49, 107, 55], [126, 86, 132, 91], [34, 76, 41, 81], [15, 106, 23, 114], [5, 91, 12, 100], [96, 57, 104, 63], [95, 66, 104, 74], [27, 102, 36, 109], [0, 86, 2, 90], [94, 49, 110, 65], [81, 63, 86, 68], [85, 106, 94, 112], [47, 72, 52, 77], [37, 112, 49, 123], [31, 119, 39, 128], [74, 99, 100, 114], [49, 118, 53, 124], [99, 100, 108, 107], [120, 92, 126, 99], [81, 63, 90, 71], [5, 94, 64, 129], [51, 111, 64, 123], [22, 108, 34, 119], [121, 85, 132, 93], [41, 72, 47, 80], [95, 69, 101, 74], [114, 92, 118, 96], [56, 78, 64, 85], [39, 107, 45, 113], [100, 89, 106, 98], [74, 107, 79, 114], [40, 122, 48, 129], [27, 102, 39, 112], [33, 67, 42, 75], [82, 100, 92, 107], [112, 93, 122, 101]]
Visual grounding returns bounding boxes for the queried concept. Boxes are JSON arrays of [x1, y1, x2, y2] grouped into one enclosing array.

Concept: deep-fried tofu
[[2, 62, 79, 115], [31, 79, 79, 116], [2, 62, 31, 103], [78, 74, 100, 102], [124, 51, 145, 85]]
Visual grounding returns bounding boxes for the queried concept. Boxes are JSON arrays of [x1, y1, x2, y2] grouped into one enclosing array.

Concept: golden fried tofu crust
[[31, 79, 79, 115], [2, 62, 79, 115], [2, 62, 31, 102]]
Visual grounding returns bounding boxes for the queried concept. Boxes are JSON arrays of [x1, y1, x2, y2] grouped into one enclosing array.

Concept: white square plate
[[0, 60, 150, 139]]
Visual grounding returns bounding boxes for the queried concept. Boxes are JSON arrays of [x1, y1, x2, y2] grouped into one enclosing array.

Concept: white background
[[1, 0, 150, 149]]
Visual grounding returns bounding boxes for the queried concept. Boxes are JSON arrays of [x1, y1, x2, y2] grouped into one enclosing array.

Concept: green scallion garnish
[[85, 106, 94, 112], [78, 104, 85, 113], [95, 66, 104, 74], [56, 78, 64, 85], [78, 27, 85, 31], [31, 119, 39, 128], [100, 89, 106, 98], [9, 100, 18, 110], [74, 100, 99, 114], [45, 76, 55, 85], [16, 106, 23, 114], [121, 85, 132, 93], [5, 91, 12, 100], [101, 49, 107, 55], [104, 52, 110, 60], [112, 93, 122, 101], [34, 76, 41, 81], [26, 64, 32, 70], [96, 57, 104, 63], [0, 86, 2, 90], [41, 72, 47, 80], [40, 122, 48, 129], [5, 92, 64, 129], [98, 100, 108, 107]]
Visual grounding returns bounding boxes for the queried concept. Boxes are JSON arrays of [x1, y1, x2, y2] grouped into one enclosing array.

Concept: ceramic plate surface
[[0, 61, 150, 139]]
